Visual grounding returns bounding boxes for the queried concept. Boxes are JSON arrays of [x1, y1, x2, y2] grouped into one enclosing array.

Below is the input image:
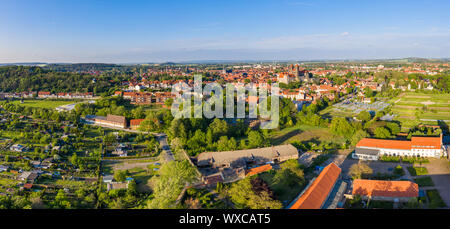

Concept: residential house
[[18, 172, 39, 183], [10, 144, 26, 152], [0, 165, 8, 172]]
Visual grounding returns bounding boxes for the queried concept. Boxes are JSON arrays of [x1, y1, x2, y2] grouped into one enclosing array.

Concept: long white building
[[353, 135, 445, 161]]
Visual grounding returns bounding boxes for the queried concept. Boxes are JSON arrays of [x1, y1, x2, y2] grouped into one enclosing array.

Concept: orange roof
[[356, 138, 411, 150], [130, 119, 145, 126], [352, 179, 418, 198], [23, 183, 33, 189], [245, 164, 272, 177], [411, 137, 441, 149], [289, 163, 341, 209]]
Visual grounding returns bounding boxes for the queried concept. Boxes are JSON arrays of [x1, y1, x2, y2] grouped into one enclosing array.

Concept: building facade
[[94, 114, 127, 129], [354, 135, 445, 160]]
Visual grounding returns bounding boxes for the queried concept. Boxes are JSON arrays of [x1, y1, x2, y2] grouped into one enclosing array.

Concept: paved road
[[155, 133, 174, 162]]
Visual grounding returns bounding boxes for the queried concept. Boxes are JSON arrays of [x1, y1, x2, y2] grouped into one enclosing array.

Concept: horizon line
[[1, 56, 449, 66]]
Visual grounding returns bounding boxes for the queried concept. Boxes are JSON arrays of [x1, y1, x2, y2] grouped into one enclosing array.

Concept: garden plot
[[321, 100, 389, 118]]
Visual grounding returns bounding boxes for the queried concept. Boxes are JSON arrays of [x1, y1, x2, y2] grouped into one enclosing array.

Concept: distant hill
[[0, 62, 47, 66], [45, 63, 121, 72]]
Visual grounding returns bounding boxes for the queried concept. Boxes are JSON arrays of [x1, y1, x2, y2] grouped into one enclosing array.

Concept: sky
[[0, 0, 449, 63]]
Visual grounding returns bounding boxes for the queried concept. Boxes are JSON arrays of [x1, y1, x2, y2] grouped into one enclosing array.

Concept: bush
[[380, 155, 429, 164], [394, 165, 405, 176], [369, 201, 394, 209]]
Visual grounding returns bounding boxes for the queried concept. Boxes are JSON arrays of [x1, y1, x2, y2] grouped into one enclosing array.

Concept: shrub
[[369, 201, 394, 209], [394, 165, 405, 176], [426, 190, 447, 208]]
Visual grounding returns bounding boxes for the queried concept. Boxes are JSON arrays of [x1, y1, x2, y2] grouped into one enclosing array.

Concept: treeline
[[0, 66, 121, 94], [45, 63, 121, 72], [138, 97, 299, 156], [74, 96, 147, 120]]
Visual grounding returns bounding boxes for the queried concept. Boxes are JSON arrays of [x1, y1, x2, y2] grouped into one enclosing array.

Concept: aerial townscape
[[0, 60, 449, 210], [0, 0, 449, 215]]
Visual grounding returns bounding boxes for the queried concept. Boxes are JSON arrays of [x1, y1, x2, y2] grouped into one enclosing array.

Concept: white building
[[354, 135, 445, 160]]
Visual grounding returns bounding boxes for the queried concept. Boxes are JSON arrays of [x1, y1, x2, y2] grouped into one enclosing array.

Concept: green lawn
[[10, 99, 76, 109], [407, 166, 428, 176], [269, 124, 345, 146], [414, 176, 434, 187]]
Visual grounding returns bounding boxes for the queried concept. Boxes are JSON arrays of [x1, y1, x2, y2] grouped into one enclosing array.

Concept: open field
[[389, 92, 450, 129], [10, 99, 76, 109], [102, 158, 160, 193], [269, 125, 346, 146]]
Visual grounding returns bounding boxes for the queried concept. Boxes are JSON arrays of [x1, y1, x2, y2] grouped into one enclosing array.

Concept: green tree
[[114, 170, 129, 182], [330, 117, 355, 138], [357, 111, 372, 122], [247, 131, 265, 148], [374, 127, 391, 139], [349, 162, 373, 179], [351, 130, 369, 146], [228, 177, 282, 209], [147, 160, 198, 209]]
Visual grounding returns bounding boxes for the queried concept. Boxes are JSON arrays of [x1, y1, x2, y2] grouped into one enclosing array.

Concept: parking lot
[[340, 157, 403, 179]]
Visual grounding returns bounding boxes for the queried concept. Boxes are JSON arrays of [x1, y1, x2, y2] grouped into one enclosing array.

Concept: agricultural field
[[389, 92, 450, 129], [9, 99, 77, 109]]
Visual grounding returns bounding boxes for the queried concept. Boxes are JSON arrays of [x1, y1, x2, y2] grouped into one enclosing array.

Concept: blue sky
[[0, 0, 449, 63]]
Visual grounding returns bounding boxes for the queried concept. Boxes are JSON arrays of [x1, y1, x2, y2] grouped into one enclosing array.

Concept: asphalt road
[[155, 133, 174, 162]]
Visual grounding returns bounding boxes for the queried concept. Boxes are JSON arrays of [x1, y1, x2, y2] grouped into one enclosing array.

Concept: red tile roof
[[289, 163, 341, 209], [245, 164, 272, 177], [356, 137, 441, 150], [411, 137, 441, 149], [23, 183, 33, 189], [356, 138, 411, 150], [352, 179, 419, 198]]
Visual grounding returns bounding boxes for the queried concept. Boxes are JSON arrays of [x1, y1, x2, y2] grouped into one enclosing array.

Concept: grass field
[[389, 92, 450, 129], [10, 99, 76, 109], [269, 125, 346, 146], [426, 189, 447, 208], [414, 176, 434, 187], [407, 166, 429, 176]]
